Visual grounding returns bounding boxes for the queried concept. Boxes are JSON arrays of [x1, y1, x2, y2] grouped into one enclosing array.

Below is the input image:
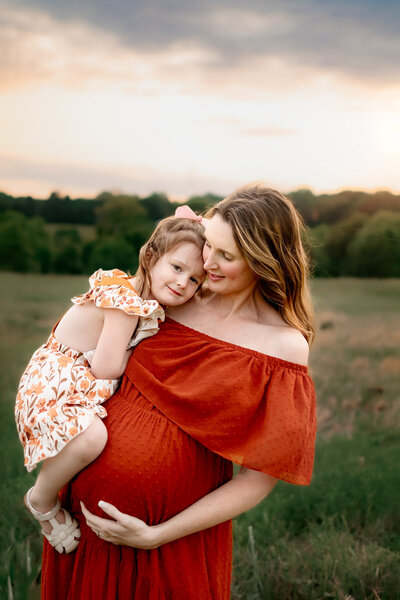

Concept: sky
[[1, 0, 400, 199]]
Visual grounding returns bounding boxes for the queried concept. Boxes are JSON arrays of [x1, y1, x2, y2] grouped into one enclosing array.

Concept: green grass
[[1, 274, 399, 599], [232, 429, 400, 599]]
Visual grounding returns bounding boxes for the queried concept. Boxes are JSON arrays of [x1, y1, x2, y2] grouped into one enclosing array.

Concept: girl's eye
[[190, 277, 198, 284], [172, 264, 181, 271]]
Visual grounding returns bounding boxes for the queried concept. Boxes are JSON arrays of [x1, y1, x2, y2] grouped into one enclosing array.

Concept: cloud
[[0, 5, 220, 94], [1, 0, 399, 88]]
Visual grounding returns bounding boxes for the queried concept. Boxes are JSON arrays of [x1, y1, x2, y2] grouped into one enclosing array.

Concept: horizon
[[1, 184, 399, 203]]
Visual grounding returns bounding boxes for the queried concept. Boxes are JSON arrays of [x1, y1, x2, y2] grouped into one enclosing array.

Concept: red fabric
[[130, 318, 316, 485], [41, 318, 316, 599]]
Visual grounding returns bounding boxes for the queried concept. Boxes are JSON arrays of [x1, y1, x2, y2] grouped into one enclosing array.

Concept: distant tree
[[308, 224, 333, 277], [139, 193, 176, 221], [317, 191, 365, 225], [53, 245, 83, 274], [324, 213, 368, 275], [0, 193, 39, 219], [85, 237, 138, 274], [354, 190, 400, 216], [53, 228, 82, 247], [187, 193, 222, 214], [289, 189, 320, 225], [95, 194, 153, 252], [52, 227, 83, 274], [348, 211, 400, 277], [0, 191, 13, 209], [28, 217, 53, 273], [0, 211, 52, 272], [37, 191, 100, 224]]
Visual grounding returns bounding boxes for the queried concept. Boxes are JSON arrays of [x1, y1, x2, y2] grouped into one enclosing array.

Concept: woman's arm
[[81, 467, 277, 549]]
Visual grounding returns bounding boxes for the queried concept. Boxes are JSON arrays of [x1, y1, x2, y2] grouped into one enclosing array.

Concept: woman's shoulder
[[262, 324, 309, 366], [254, 302, 309, 365], [167, 300, 309, 367]]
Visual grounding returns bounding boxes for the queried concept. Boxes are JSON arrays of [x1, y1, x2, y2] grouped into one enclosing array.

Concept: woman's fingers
[[98, 500, 125, 522], [81, 501, 112, 532], [80, 501, 155, 548]]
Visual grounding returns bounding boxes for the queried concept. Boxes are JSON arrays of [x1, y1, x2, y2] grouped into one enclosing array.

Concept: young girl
[[15, 206, 205, 554]]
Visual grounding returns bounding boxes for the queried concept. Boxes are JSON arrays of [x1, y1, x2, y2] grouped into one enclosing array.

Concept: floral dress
[[15, 269, 164, 472]]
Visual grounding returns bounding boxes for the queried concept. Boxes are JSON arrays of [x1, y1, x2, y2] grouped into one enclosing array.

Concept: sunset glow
[[1, 1, 399, 198]]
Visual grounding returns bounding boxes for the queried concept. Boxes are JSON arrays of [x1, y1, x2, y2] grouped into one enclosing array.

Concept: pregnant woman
[[41, 182, 316, 600]]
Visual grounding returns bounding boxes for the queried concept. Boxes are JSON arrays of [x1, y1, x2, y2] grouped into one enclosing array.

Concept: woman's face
[[203, 214, 257, 295]]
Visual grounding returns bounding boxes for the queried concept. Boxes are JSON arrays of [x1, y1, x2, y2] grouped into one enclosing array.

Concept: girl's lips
[[167, 286, 182, 296]]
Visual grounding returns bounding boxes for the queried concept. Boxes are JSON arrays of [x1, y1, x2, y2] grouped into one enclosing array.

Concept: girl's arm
[[81, 467, 277, 549], [90, 309, 138, 379]]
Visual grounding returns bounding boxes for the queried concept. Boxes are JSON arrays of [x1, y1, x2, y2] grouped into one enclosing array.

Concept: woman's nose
[[203, 252, 215, 270]]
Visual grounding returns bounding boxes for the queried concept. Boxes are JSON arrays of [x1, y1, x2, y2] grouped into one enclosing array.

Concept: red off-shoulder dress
[[41, 318, 316, 600]]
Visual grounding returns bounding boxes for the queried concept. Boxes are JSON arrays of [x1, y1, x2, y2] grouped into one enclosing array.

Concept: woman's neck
[[199, 283, 263, 322]]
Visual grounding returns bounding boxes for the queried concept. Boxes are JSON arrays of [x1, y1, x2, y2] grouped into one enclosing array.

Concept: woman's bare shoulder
[[260, 324, 309, 366]]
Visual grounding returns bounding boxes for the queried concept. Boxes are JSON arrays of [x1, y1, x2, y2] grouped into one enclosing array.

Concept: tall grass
[[0, 274, 399, 599]]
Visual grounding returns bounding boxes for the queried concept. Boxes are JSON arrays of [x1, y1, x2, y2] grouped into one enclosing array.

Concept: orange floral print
[[57, 355, 73, 368], [80, 379, 90, 391]]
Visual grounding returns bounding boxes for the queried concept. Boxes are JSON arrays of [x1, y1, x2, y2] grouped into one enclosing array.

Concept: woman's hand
[[81, 468, 275, 549], [80, 501, 161, 549]]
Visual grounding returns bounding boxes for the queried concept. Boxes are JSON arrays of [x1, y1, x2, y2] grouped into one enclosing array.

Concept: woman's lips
[[207, 273, 225, 281]]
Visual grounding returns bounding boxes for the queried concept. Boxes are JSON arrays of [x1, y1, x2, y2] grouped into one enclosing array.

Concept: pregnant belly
[[69, 385, 232, 525]]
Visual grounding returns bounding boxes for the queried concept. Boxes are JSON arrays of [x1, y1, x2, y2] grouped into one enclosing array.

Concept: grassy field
[[0, 274, 399, 599]]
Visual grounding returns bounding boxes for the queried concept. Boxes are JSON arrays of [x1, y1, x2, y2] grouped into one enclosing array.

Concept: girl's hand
[[80, 501, 161, 549]]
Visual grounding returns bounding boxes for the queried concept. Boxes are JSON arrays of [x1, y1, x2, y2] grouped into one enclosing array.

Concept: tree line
[[0, 189, 399, 277]]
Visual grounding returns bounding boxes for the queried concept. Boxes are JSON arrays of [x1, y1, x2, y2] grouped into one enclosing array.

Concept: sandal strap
[[25, 487, 61, 522], [43, 510, 81, 554], [25, 487, 81, 554]]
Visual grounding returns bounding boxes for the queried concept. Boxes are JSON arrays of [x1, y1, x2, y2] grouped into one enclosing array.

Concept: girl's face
[[203, 214, 257, 295], [149, 242, 206, 306]]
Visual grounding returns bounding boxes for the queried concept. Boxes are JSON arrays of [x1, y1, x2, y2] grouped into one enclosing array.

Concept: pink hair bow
[[174, 205, 203, 223]]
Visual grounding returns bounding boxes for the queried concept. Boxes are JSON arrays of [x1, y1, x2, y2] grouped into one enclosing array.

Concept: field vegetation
[[0, 274, 399, 599]]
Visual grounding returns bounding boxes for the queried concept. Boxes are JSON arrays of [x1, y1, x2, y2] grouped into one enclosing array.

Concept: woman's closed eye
[[205, 241, 233, 261]]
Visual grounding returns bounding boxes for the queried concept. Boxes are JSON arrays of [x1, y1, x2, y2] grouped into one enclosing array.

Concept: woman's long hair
[[134, 216, 205, 295], [206, 183, 315, 344]]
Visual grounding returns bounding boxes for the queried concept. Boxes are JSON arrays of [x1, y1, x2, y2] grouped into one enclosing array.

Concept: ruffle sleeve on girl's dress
[[71, 269, 165, 322], [126, 317, 317, 485]]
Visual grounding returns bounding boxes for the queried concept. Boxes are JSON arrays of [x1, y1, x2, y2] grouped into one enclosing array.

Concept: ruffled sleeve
[[126, 318, 316, 485], [71, 269, 165, 320]]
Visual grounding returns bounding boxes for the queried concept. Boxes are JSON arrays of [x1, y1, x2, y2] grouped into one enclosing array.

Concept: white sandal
[[24, 487, 81, 554]]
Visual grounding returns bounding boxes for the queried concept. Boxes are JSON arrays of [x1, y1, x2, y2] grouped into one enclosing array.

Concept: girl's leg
[[28, 416, 107, 533]]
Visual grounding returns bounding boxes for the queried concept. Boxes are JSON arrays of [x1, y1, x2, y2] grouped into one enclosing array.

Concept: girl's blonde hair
[[134, 216, 205, 294], [206, 183, 315, 344]]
